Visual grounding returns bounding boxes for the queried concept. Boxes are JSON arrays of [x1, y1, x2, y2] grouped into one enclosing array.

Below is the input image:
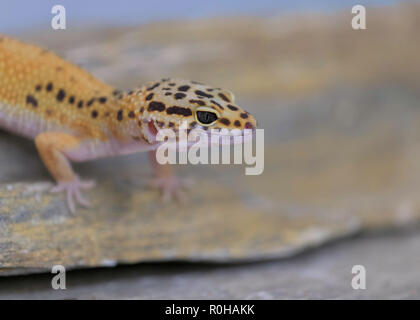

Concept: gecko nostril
[[245, 122, 254, 129]]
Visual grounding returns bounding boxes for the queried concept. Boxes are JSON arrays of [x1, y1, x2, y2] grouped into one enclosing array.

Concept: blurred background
[[1, 0, 420, 299]]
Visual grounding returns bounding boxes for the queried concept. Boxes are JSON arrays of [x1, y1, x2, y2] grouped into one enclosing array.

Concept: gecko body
[[0, 34, 257, 212]]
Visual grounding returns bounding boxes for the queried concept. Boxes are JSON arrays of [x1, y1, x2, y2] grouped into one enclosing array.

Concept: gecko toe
[[50, 177, 95, 212], [66, 189, 76, 214], [74, 187, 91, 208], [149, 175, 192, 204]]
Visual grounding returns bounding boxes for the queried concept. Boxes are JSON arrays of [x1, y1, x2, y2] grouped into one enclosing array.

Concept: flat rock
[[3, 228, 420, 299]]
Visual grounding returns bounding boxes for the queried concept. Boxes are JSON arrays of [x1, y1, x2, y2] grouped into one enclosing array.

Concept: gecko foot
[[50, 176, 96, 213], [148, 175, 193, 204]]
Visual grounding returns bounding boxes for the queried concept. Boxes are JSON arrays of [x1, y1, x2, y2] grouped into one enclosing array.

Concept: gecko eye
[[195, 108, 219, 126], [196, 111, 217, 125]]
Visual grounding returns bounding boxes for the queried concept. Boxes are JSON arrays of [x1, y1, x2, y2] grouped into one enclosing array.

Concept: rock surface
[[2, 228, 420, 299]]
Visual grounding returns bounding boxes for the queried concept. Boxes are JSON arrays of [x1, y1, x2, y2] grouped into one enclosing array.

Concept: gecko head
[[137, 78, 257, 144]]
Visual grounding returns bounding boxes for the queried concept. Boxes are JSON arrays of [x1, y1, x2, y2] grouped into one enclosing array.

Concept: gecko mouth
[[143, 120, 159, 143], [148, 121, 159, 137]]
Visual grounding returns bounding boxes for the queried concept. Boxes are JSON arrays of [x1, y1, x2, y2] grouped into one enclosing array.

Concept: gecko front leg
[[35, 132, 95, 213], [148, 150, 192, 203]]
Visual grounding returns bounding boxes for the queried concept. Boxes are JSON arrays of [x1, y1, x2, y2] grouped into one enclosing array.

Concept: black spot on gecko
[[56, 89, 66, 102], [166, 106, 192, 116], [210, 100, 224, 109], [234, 120, 241, 127], [195, 90, 213, 98], [145, 93, 154, 101], [117, 109, 123, 121], [68, 96, 75, 104], [147, 83, 160, 91], [162, 88, 171, 91], [148, 101, 166, 112], [35, 84, 42, 91], [128, 111, 135, 118], [220, 118, 231, 126], [46, 82, 53, 92], [98, 96, 107, 104], [77, 100, 84, 108], [26, 95, 38, 107], [189, 99, 205, 106], [168, 83, 176, 86], [174, 92, 186, 100], [87, 98, 95, 107], [113, 89, 121, 96], [91, 110, 98, 118], [227, 104, 238, 111], [165, 92, 172, 96], [178, 85, 190, 92], [218, 93, 230, 102], [240, 112, 248, 119]]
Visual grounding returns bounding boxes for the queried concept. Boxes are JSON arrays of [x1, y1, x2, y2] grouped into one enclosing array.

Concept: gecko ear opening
[[219, 89, 235, 103]]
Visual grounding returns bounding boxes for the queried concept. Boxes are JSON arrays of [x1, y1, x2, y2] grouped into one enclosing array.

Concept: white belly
[[0, 102, 71, 139], [65, 138, 159, 162]]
